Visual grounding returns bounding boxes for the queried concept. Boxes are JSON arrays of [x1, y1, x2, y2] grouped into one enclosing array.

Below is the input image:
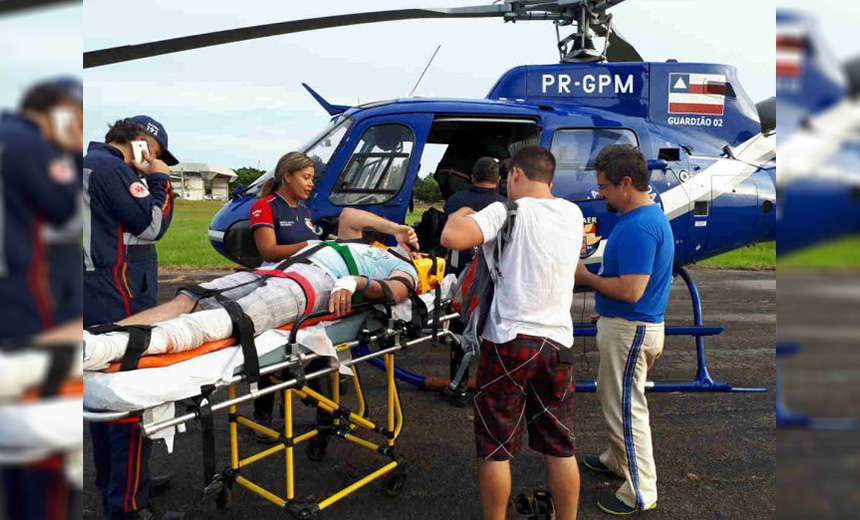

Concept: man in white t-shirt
[[441, 145, 584, 520]]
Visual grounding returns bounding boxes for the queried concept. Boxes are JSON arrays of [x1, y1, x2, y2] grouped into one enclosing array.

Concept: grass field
[[778, 235, 860, 269], [158, 200, 777, 269]]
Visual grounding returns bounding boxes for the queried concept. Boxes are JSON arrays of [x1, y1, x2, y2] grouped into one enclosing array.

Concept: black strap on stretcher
[[87, 323, 153, 372], [42, 346, 76, 397], [1, 340, 79, 397], [215, 296, 261, 383]]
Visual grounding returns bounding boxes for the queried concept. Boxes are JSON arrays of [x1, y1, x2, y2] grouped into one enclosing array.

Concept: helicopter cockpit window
[[551, 128, 639, 201], [329, 123, 415, 206], [305, 116, 352, 184]]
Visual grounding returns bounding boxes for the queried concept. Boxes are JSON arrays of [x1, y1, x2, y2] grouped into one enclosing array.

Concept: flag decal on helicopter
[[775, 34, 804, 78], [668, 73, 726, 116]]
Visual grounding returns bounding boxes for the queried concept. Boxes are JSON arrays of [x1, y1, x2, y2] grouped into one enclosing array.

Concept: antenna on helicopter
[[409, 44, 441, 97]]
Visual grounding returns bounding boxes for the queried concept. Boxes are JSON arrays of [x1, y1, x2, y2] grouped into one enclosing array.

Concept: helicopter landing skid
[[357, 266, 767, 394], [573, 266, 767, 393], [776, 343, 856, 430]]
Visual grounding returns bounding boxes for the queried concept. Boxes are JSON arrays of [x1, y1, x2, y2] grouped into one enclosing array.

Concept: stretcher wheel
[[288, 502, 320, 519], [382, 467, 408, 497]]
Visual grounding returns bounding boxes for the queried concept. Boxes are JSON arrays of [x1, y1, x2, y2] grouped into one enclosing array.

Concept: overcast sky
[[0, 4, 81, 107], [77, 0, 789, 172]]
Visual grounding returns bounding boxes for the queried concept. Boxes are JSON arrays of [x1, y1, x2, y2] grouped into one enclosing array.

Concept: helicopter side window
[[550, 128, 639, 201], [330, 123, 415, 206]]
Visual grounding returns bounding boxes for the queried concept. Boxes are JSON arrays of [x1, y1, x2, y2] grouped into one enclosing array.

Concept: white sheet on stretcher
[[0, 398, 84, 489], [84, 277, 454, 416]]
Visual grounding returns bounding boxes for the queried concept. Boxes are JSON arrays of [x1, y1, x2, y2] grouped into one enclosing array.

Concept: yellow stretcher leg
[[317, 461, 399, 511], [386, 353, 395, 448], [223, 344, 408, 515], [285, 387, 294, 501]]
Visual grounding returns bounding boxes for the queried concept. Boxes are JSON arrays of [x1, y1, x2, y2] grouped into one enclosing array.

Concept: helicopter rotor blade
[[0, 0, 78, 16], [594, 20, 642, 62], [84, 5, 513, 68]]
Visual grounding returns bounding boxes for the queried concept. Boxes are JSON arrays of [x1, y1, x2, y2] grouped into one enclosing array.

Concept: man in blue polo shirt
[[575, 144, 674, 516]]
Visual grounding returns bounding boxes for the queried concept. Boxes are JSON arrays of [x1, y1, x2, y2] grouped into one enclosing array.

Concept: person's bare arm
[[576, 263, 650, 303], [253, 227, 310, 262], [329, 270, 415, 317], [440, 207, 484, 250], [33, 319, 83, 345], [337, 207, 418, 250]]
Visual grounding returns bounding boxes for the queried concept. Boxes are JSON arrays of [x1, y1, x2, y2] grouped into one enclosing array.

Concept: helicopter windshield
[[245, 116, 353, 194]]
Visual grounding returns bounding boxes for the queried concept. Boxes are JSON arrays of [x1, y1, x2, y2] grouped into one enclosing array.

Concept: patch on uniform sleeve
[[129, 181, 150, 198], [305, 218, 315, 231], [48, 158, 74, 184]]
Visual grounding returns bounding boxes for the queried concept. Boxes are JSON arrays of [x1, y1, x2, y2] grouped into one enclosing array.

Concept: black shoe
[[597, 493, 656, 516], [441, 386, 468, 408], [305, 435, 328, 462], [582, 455, 614, 474], [150, 472, 174, 497], [125, 506, 185, 520], [252, 415, 279, 445]]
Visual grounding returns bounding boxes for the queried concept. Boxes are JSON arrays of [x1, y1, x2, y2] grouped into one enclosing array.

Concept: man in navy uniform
[[84, 116, 178, 519], [0, 77, 83, 520], [442, 156, 505, 407]]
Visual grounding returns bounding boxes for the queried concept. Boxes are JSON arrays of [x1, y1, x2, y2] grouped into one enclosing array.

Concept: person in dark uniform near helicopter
[[246, 151, 326, 447], [442, 156, 505, 407], [84, 115, 178, 520], [0, 77, 83, 520]]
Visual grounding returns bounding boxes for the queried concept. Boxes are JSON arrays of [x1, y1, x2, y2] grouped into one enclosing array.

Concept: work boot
[[149, 450, 175, 497], [305, 434, 328, 462]]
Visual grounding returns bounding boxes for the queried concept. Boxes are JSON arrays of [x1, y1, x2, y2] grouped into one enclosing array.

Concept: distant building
[[169, 162, 237, 201]]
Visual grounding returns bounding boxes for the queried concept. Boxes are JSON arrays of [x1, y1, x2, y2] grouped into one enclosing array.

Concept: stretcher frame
[[84, 301, 457, 519]]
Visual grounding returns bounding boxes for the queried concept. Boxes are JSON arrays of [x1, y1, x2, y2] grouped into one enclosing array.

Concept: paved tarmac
[[83, 268, 776, 519], [777, 271, 860, 520]]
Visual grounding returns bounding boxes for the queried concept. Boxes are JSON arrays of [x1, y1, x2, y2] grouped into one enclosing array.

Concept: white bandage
[[331, 276, 357, 296]]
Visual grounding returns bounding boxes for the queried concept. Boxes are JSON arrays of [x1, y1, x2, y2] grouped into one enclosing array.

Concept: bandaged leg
[[83, 308, 233, 371], [83, 264, 336, 371], [0, 346, 84, 399]]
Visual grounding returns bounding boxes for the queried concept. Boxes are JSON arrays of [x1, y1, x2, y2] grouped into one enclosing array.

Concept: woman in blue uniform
[[250, 151, 318, 263], [247, 152, 327, 446]]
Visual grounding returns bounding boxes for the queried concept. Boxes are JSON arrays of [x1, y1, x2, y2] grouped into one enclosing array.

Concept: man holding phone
[[84, 115, 178, 519]]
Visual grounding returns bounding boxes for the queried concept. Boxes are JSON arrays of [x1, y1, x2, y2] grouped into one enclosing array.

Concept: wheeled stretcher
[[84, 287, 457, 518]]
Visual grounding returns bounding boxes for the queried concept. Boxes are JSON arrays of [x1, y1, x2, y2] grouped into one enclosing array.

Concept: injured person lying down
[[83, 208, 420, 371]]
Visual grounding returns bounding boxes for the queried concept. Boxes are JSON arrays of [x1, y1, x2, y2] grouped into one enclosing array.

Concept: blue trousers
[[89, 421, 152, 519], [1, 459, 81, 520]]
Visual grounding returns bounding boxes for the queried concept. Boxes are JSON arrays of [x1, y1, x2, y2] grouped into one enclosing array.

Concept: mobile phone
[[50, 107, 75, 147], [131, 140, 149, 165]]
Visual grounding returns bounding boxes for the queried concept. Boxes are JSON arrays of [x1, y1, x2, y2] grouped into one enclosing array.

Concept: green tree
[[413, 175, 443, 202], [232, 166, 266, 195]]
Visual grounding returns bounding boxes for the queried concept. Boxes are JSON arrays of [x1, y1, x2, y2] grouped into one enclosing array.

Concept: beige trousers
[[596, 316, 664, 509]]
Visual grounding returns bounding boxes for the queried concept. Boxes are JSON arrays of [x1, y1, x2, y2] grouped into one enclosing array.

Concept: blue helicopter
[[84, 0, 776, 393], [775, 9, 860, 429]]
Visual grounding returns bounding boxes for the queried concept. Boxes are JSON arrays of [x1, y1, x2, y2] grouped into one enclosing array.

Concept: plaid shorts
[[474, 335, 576, 460]]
